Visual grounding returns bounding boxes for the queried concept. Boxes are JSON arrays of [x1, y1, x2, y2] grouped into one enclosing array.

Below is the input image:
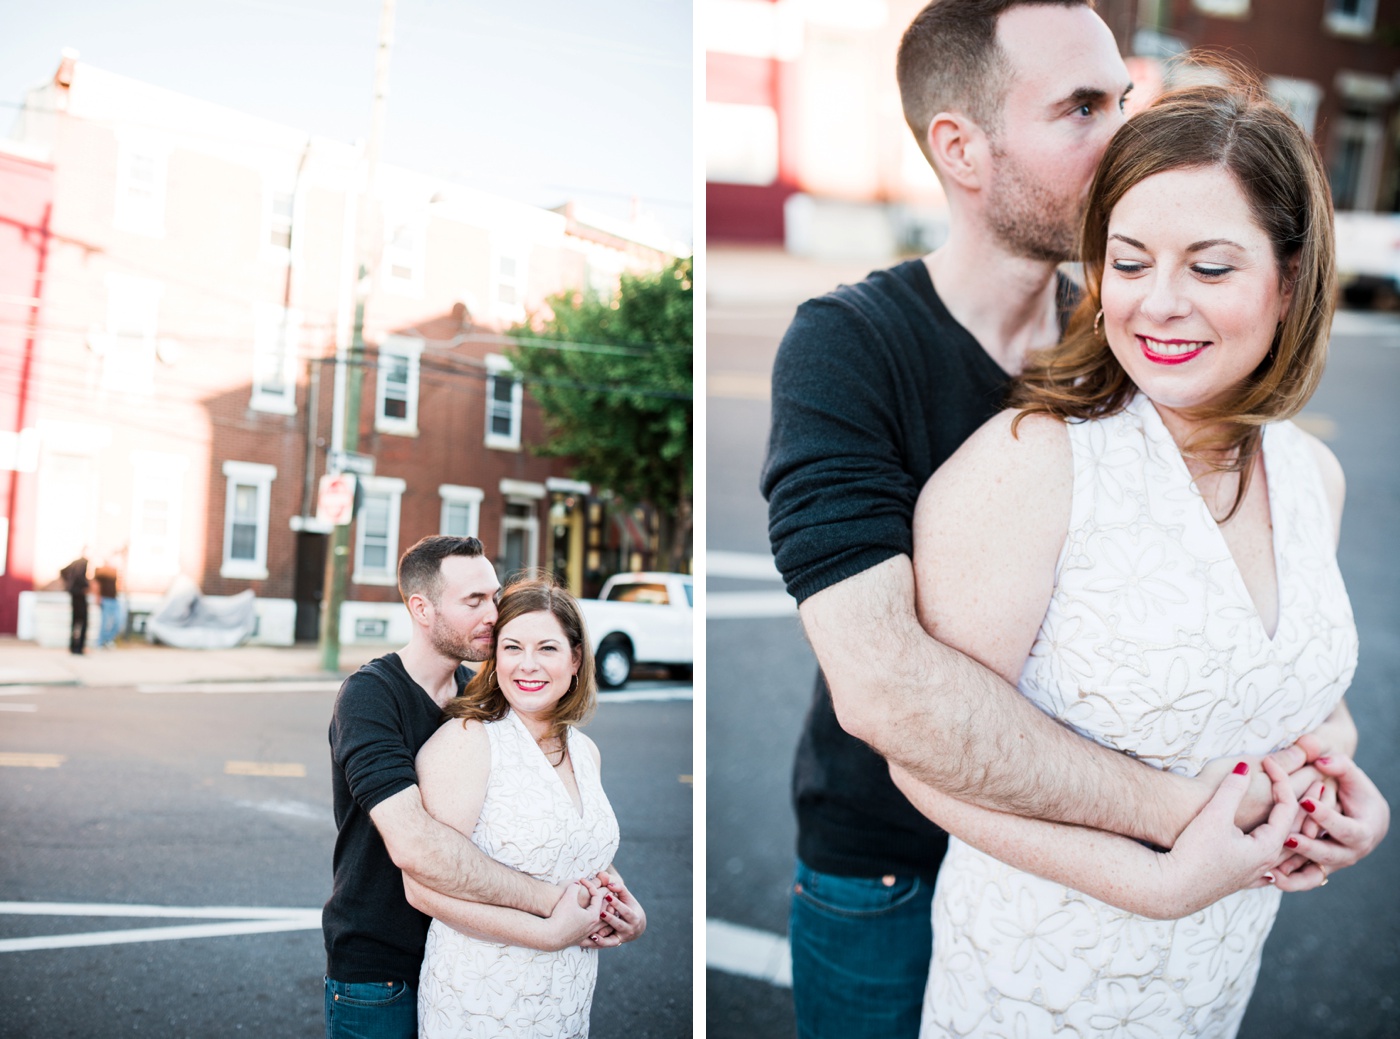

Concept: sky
[[0, 0, 694, 246]]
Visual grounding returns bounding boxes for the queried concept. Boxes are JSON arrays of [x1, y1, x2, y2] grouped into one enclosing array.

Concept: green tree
[[507, 257, 692, 572]]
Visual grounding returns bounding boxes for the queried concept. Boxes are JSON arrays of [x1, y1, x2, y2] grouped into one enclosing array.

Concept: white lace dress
[[418, 711, 620, 1039], [921, 394, 1358, 1039]]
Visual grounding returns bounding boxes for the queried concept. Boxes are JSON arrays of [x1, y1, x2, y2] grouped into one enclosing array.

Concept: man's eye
[[1077, 104, 1092, 117]]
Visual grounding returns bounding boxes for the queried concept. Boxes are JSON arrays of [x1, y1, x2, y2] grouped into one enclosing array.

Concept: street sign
[[328, 449, 375, 476], [317, 473, 358, 526]]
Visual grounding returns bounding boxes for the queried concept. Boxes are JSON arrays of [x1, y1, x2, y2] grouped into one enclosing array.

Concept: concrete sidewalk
[[0, 637, 386, 689]]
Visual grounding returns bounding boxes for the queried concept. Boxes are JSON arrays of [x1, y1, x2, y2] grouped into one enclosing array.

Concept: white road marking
[[0, 752, 65, 768], [707, 591, 797, 619], [233, 799, 333, 824], [0, 686, 56, 696], [597, 688, 693, 703], [707, 550, 783, 582], [0, 703, 37, 712], [0, 902, 321, 954], [139, 680, 342, 694], [707, 918, 792, 987]]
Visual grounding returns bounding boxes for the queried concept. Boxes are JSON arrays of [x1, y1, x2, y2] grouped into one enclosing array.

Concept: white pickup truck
[[1336, 211, 1400, 307], [580, 572, 694, 689]]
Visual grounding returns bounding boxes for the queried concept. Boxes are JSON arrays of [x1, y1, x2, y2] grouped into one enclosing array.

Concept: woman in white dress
[[408, 578, 646, 1038], [896, 80, 1390, 1038]]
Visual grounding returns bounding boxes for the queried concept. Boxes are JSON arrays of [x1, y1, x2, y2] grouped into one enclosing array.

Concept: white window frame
[[375, 335, 422, 436], [129, 451, 187, 579], [221, 461, 277, 580], [500, 496, 542, 576], [494, 248, 527, 314], [439, 484, 484, 538], [484, 353, 523, 451], [1324, 0, 1376, 35], [353, 475, 406, 586], [102, 273, 163, 395], [383, 212, 426, 296], [264, 184, 295, 261], [705, 101, 780, 186], [251, 304, 301, 414], [113, 134, 169, 237]]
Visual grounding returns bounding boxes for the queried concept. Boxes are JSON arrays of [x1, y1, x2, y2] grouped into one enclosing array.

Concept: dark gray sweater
[[762, 258, 1070, 880]]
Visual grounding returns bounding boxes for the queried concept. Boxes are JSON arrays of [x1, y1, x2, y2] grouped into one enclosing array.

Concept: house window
[[1192, 0, 1248, 15], [439, 484, 484, 538], [499, 499, 540, 579], [353, 476, 405, 586], [485, 353, 522, 450], [375, 335, 421, 435], [384, 214, 425, 294], [1325, 0, 1376, 34], [252, 304, 301, 414], [706, 101, 779, 186], [102, 274, 162, 395], [114, 137, 168, 236], [221, 461, 276, 580], [269, 189, 294, 251], [130, 451, 186, 579], [493, 247, 528, 321]]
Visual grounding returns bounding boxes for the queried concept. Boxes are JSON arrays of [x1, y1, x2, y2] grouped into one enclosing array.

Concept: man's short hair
[[398, 535, 486, 605], [897, 0, 1089, 157]]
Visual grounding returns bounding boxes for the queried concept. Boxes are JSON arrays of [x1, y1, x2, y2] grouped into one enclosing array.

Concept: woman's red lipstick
[[1138, 335, 1208, 365]]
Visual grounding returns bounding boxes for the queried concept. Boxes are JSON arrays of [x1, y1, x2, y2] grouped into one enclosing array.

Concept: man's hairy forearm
[[800, 556, 1198, 846], [372, 787, 559, 916]]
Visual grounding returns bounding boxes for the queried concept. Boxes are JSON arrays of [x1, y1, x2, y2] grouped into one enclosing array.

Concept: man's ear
[[927, 111, 988, 192], [405, 591, 433, 626]]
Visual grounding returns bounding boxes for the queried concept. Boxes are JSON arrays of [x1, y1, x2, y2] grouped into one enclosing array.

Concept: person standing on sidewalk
[[761, 3, 1351, 1036], [94, 557, 123, 649], [323, 536, 599, 1039], [59, 552, 89, 656]]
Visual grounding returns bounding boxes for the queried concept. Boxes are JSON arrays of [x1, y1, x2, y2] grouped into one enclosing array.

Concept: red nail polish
[[1285, 838, 1298, 848], [1233, 762, 1249, 775], [1316, 757, 1331, 766], [1301, 799, 1317, 813], [600, 912, 607, 920]]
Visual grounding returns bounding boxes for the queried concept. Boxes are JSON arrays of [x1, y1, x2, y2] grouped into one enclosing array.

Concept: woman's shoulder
[[935, 408, 1072, 495], [419, 715, 489, 764], [1292, 425, 1346, 542], [570, 728, 602, 769]]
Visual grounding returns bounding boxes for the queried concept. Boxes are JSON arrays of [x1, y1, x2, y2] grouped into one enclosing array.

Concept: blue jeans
[[98, 598, 122, 647], [324, 977, 417, 1039], [789, 859, 935, 1039]]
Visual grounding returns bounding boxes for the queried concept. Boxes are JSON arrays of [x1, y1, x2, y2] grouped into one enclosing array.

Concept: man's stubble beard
[[985, 138, 1081, 264], [429, 615, 492, 664]]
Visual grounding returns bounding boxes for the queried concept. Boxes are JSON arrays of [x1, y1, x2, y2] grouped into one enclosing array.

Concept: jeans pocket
[[326, 979, 412, 1009], [793, 863, 924, 919]]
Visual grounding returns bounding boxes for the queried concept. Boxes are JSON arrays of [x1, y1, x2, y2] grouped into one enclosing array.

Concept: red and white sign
[[317, 473, 357, 526]]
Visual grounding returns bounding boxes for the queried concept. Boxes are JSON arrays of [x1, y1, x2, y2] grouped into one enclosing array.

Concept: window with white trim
[[439, 484, 484, 538], [375, 335, 421, 435], [485, 353, 522, 450], [114, 136, 168, 237], [1192, 0, 1248, 15], [251, 304, 301, 414], [499, 498, 540, 578], [221, 461, 276, 580], [354, 476, 405, 585], [384, 214, 426, 295], [130, 452, 186, 579], [268, 188, 294, 252], [103, 274, 163, 395], [1325, 0, 1376, 34]]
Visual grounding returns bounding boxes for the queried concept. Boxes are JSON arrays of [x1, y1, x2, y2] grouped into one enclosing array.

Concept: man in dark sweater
[[323, 536, 599, 1039], [762, 2, 1343, 1036]]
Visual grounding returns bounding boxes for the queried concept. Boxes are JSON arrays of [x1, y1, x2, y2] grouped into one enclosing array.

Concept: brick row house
[[1, 53, 683, 646]]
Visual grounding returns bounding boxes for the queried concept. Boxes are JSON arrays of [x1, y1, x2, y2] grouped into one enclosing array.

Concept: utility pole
[[320, 0, 396, 672]]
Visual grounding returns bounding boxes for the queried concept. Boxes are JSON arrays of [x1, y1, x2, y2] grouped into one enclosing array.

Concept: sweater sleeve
[[761, 295, 921, 604], [330, 668, 420, 815]]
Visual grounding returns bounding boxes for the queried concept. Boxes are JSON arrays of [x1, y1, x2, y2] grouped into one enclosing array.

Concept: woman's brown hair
[[1009, 68, 1336, 519], [442, 574, 597, 764]]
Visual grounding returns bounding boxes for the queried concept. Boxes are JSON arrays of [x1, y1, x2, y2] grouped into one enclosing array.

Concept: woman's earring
[[1093, 309, 1104, 336]]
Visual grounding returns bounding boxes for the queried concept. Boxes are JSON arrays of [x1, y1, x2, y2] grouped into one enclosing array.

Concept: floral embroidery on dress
[[419, 711, 620, 1038], [922, 395, 1357, 1039]]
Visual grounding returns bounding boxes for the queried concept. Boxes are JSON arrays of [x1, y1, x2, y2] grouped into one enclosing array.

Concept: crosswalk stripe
[[706, 918, 792, 987]]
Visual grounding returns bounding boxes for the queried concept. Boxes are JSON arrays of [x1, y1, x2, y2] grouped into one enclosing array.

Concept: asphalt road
[[705, 267, 1400, 1039], [0, 679, 693, 1038]]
